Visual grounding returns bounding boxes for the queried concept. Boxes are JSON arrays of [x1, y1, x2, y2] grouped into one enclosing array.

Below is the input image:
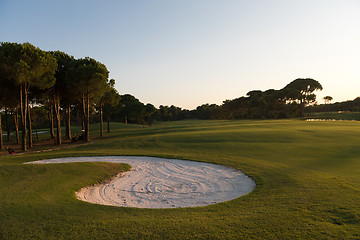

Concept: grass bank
[[0, 120, 360, 239]]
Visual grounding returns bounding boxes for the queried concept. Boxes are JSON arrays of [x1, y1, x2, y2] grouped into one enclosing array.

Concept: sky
[[1, 0, 359, 109]]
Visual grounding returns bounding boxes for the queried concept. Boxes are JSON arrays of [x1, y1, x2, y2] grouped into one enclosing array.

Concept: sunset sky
[[1, 0, 359, 109]]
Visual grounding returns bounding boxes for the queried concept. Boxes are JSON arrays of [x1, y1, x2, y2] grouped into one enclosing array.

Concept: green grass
[[306, 111, 360, 120], [1, 119, 360, 239]]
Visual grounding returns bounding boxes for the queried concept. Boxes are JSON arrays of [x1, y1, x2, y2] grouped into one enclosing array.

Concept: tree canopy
[[0, 42, 113, 150], [283, 78, 323, 117], [0, 42, 57, 150], [66, 57, 109, 141]]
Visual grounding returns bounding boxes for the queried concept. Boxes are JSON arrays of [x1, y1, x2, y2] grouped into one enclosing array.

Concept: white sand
[[26, 156, 255, 208]]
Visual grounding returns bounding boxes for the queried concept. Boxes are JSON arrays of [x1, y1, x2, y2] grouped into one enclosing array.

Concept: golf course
[[1, 119, 359, 239]]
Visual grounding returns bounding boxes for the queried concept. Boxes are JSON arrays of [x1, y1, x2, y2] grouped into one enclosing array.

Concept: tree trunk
[[53, 94, 62, 145], [5, 108, 11, 142], [299, 99, 305, 117], [85, 92, 90, 142], [107, 114, 111, 133], [5, 109, 11, 142], [100, 102, 103, 137], [34, 115, 39, 142], [48, 103, 54, 139], [20, 84, 27, 151], [76, 109, 81, 126], [125, 116, 127, 124], [14, 109, 19, 144], [27, 103, 33, 148], [82, 95, 85, 132], [66, 104, 71, 140], [65, 106, 69, 139], [0, 114, 3, 150]]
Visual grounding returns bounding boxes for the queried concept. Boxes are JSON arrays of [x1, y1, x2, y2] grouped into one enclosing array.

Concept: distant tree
[[222, 97, 249, 119], [196, 104, 222, 119], [116, 94, 144, 124], [246, 90, 284, 119], [307, 96, 360, 114], [323, 96, 333, 114], [103, 88, 121, 133], [355, 97, 360, 113], [323, 96, 333, 104], [98, 79, 120, 136], [130, 101, 146, 124], [159, 105, 170, 121], [144, 104, 157, 125], [263, 89, 284, 118], [278, 87, 301, 118], [169, 105, 186, 121], [284, 78, 323, 117], [246, 90, 265, 118]]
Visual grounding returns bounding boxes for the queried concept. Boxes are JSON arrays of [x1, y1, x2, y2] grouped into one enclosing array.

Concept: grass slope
[[0, 120, 360, 239]]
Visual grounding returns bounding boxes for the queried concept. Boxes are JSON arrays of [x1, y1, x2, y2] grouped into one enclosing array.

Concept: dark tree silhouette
[[283, 78, 323, 117]]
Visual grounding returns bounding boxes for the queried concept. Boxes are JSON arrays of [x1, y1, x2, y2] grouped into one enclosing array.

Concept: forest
[[1, 42, 327, 151]]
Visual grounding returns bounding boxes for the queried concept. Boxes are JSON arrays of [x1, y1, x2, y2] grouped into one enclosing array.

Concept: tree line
[[104, 78, 324, 122], [0, 42, 325, 152], [0, 42, 120, 151], [194, 78, 323, 120], [306, 97, 360, 113]]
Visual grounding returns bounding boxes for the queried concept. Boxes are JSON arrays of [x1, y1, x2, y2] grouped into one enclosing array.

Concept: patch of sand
[[26, 156, 255, 208]]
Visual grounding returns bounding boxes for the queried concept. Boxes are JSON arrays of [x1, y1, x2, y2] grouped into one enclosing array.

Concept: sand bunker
[[26, 156, 255, 208]]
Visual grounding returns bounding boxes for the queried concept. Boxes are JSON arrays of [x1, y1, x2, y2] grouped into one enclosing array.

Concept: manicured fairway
[[1, 119, 360, 239]]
